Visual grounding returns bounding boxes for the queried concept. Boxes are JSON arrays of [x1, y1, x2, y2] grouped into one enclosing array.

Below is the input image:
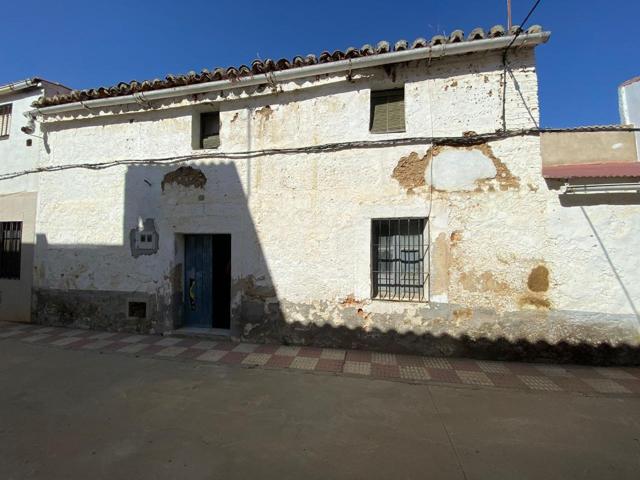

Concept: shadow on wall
[[579, 206, 640, 324], [559, 193, 640, 207], [0, 244, 35, 324], [545, 178, 640, 208], [545, 178, 640, 327], [30, 164, 640, 365], [33, 161, 284, 339], [265, 322, 640, 366]]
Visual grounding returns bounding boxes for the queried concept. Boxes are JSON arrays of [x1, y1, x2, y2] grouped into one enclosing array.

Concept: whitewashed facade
[[26, 29, 640, 362]]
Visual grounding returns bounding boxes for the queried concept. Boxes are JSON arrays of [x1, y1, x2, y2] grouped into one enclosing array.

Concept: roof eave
[[35, 31, 550, 117], [0, 78, 43, 98], [543, 162, 640, 179]]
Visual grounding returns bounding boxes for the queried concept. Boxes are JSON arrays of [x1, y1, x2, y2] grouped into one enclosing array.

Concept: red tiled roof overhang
[[542, 162, 640, 179], [33, 24, 545, 109]]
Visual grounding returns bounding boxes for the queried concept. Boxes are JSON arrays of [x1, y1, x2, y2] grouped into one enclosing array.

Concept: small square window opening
[[128, 301, 147, 319]]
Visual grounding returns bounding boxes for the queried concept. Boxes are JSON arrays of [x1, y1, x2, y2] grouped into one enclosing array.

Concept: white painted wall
[[0, 89, 43, 193], [619, 77, 640, 156], [619, 77, 640, 126], [31, 48, 640, 345], [0, 86, 45, 322]]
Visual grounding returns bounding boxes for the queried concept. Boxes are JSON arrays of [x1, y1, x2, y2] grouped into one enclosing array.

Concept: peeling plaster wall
[[31, 49, 640, 359]]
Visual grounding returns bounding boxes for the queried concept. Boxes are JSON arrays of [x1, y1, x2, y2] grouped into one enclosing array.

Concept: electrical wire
[[501, 0, 543, 130], [0, 125, 637, 182], [504, 0, 543, 53], [425, 76, 436, 220], [424, 68, 438, 302]]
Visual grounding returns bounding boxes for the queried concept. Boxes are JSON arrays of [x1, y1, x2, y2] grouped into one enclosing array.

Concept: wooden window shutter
[[370, 94, 389, 133], [370, 89, 405, 133], [386, 92, 405, 132]]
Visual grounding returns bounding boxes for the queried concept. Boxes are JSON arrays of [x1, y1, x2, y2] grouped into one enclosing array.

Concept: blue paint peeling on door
[[184, 235, 214, 328]]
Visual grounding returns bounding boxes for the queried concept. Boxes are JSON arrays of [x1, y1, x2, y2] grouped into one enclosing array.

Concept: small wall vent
[[128, 301, 147, 319]]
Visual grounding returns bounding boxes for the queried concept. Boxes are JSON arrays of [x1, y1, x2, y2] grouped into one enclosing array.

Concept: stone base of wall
[[32, 288, 640, 365], [33, 288, 173, 334], [248, 320, 640, 366], [241, 298, 640, 366]]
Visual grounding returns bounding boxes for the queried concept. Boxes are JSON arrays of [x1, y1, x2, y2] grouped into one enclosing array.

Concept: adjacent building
[[0, 78, 70, 322], [620, 76, 640, 155], [6, 25, 639, 363]]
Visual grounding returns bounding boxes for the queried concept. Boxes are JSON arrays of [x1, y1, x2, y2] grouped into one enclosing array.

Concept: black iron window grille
[[0, 221, 22, 279], [371, 218, 429, 302]]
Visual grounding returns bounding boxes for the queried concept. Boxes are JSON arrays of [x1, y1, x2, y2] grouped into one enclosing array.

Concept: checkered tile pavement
[[2, 322, 640, 396]]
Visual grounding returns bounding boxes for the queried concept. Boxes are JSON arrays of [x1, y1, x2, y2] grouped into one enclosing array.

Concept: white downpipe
[[35, 33, 550, 117]]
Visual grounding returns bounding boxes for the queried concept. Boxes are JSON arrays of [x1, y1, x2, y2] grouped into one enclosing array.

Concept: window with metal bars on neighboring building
[[0, 104, 12, 138], [0, 222, 22, 279], [371, 218, 429, 302]]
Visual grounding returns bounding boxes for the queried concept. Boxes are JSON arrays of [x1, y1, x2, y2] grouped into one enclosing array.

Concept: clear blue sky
[[2, 0, 638, 127]]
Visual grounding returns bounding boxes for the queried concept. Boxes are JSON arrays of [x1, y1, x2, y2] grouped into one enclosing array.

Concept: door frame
[[183, 234, 214, 329]]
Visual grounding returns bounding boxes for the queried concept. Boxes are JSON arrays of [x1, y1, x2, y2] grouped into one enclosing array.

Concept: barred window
[[0, 222, 22, 279], [0, 104, 11, 138], [371, 218, 429, 301]]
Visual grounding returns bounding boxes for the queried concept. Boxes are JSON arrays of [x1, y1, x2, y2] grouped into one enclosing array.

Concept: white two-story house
[[23, 25, 640, 363], [0, 78, 70, 322]]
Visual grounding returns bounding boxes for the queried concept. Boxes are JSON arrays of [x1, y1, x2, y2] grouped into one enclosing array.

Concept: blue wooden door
[[184, 235, 213, 328]]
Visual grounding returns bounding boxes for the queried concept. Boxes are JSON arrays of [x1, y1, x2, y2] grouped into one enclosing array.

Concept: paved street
[[1, 325, 639, 479], [3, 323, 640, 395]]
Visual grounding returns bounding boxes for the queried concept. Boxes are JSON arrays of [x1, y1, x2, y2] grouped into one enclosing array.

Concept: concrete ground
[[1, 339, 639, 479]]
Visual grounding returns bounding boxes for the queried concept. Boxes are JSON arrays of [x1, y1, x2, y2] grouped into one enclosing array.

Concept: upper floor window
[[0, 104, 12, 139], [199, 112, 220, 149], [0, 221, 22, 280], [370, 88, 405, 134]]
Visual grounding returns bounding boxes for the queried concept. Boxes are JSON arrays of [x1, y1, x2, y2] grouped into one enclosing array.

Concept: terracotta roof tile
[[33, 25, 544, 108], [543, 162, 640, 179]]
